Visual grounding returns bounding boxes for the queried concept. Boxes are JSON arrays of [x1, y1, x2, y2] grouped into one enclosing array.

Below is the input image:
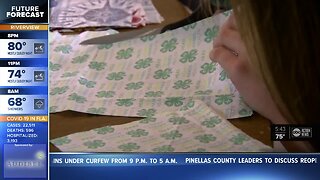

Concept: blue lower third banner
[[50, 153, 320, 180]]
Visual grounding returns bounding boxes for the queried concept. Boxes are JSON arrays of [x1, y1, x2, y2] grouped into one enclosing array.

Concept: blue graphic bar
[[50, 153, 320, 180], [0, 0, 49, 179], [0, 59, 48, 67]]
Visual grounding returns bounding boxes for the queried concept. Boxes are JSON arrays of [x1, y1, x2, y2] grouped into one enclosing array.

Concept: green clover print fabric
[[49, 12, 252, 119], [51, 100, 272, 152]]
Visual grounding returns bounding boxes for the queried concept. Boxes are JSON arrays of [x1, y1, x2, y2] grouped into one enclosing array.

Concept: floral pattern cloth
[[49, 12, 272, 152], [49, 12, 252, 119], [50, 0, 163, 29], [51, 100, 272, 152]]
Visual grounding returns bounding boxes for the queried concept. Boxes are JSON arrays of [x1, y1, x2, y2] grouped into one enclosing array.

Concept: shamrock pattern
[[200, 62, 217, 74], [194, 90, 213, 96], [79, 77, 96, 88], [144, 91, 164, 98], [204, 25, 219, 43], [152, 145, 175, 152], [182, 22, 197, 31], [49, 11, 252, 121], [94, 126, 115, 135], [53, 94, 268, 153], [68, 93, 87, 103], [168, 116, 190, 125], [106, 72, 126, 81], [154, 68, 172, 79], [127, 129, 149, 137], [116, 48, 133, 59], [50, 106, 58, 112], [239, 109, 251, 116], [201, 116, 222, 128], [230, 133, 250, 145], [50, 86, 69, 95], [140, 34, 156, 42], [134, 58, 153, 69], [137, 109, 156, 117], [139, 117, 157, 124], [116, 98, 135, 107], [49, 13, 269, 153], [195, 134, 216, 143], [180, 49, 198, 63], [125, 82, 144, 90], [173, 79, 192, 89], [179, 100, 195, 111], [83, 140, 105, 149], [97, 43, 113, 50], [161, 130, 183, 140], [61, 71, 79, 78], [49, 61, 61, 71], [165, 97, 185, 107], [89, 61, 106, 71], [87, 107, 106, 114], [96, 91, 115, 98], [50, 12, 261, 153], [118, 142, 140, 152], [160, 38, 177, 53], [54, 45, 72, 54], [51, 137, 71, 146], [215, 94, 234, 105], [219, 69, 228, 81], [72, 54, 89, 64]]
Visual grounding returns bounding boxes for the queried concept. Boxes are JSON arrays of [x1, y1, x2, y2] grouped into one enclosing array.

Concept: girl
[[210, 0, 320, 151]]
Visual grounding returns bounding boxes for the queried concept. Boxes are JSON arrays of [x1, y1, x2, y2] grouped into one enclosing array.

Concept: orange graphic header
[[0, 24, 48, 30]]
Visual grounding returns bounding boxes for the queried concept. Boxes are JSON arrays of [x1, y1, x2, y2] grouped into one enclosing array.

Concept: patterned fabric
[[51, 100, 272, 152], [49, 12, 272, 152], [50, 0, 163, 29], [49, 12, 251, 119]]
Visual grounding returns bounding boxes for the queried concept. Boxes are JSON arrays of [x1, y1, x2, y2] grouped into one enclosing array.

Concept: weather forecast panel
[[0, 0, 48, 179]]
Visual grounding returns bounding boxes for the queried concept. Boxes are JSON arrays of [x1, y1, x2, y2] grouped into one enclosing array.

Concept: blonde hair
[[230, 0, 320, 149]]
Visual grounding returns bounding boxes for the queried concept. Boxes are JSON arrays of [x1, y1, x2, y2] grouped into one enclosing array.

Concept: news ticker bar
[[0, 0, 48, 179], [50, 153, 319, 167], [49, 153, 320, 179]]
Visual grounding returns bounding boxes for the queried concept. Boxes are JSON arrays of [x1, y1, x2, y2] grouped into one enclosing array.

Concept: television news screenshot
[[0, 0, 319, 179]]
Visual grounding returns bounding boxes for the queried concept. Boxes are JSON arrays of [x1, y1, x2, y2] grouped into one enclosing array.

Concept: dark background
[[0, 0, 48, 23]]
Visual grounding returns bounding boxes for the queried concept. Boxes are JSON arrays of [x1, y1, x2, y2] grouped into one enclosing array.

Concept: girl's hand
[[209, 14, 285, 123]]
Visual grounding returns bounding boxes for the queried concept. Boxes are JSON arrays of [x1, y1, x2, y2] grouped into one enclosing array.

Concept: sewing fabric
[[49, 12, 273, 152], [50, 0, 163, 29], [52, 100, 271, 152], [49, 11, 252, 119]]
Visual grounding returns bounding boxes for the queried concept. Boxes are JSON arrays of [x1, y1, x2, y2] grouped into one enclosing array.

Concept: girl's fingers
[[213, 27, 245, 57], [210, 46, 238, 72]]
